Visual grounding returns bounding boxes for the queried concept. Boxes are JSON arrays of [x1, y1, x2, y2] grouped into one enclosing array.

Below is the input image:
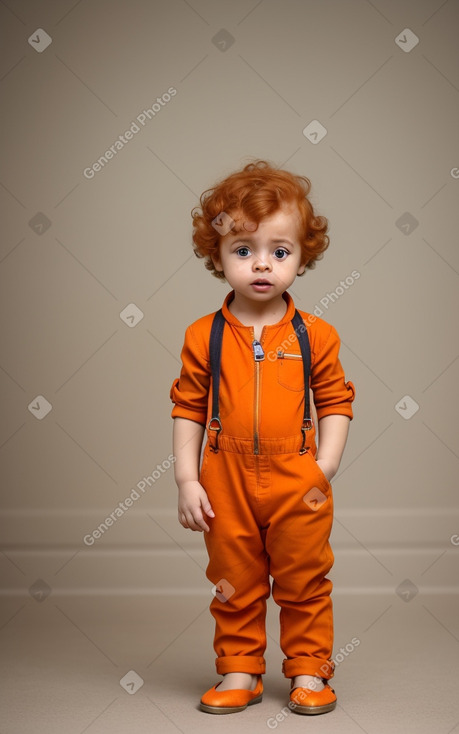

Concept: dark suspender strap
[[291, 310, 313, 454], [208, 309, 225, 452]]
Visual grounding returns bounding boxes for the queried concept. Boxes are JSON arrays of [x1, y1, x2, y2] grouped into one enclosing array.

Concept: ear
[[297, 260, 307, 275], [211, 251, 223, 272]]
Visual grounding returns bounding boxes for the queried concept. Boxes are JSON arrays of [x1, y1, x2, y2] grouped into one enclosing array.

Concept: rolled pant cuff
[[216, 655, 266, 675], [282, 657, 335, 679]]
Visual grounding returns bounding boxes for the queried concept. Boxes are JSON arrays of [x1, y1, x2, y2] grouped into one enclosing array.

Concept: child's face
[[212, 205, 306, 301]]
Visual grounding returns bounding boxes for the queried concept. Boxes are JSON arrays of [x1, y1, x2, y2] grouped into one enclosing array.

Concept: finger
[[179, 512, 191, 529], [193, 510, 210, 533], [202, 500, 215, 518], [183, 512, 205, 532]]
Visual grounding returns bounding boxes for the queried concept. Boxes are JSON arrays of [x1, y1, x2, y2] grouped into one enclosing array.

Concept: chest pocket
[[277, 350, 305, 391]]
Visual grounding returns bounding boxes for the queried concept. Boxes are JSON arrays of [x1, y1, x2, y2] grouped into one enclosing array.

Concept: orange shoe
[[200, 675, 263, 714], [290, 681, 337, 715]]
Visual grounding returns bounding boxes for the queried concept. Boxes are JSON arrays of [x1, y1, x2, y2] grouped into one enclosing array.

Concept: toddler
[[170, 160, 355, 715]]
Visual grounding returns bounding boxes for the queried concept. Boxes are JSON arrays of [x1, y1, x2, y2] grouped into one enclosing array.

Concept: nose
[[253, 255, 271, 272]]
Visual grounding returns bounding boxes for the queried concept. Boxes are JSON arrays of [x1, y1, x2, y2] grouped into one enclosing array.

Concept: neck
[[228, 291, 288, 326]]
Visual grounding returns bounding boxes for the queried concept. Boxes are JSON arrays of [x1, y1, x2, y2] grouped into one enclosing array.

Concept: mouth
[[250, 279, 273, 292]]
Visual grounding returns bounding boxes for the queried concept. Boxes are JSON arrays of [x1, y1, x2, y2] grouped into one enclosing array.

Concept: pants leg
[[200, 445, 270, 675], [200, 443, 335, 679], [265, 450, 335, 679]]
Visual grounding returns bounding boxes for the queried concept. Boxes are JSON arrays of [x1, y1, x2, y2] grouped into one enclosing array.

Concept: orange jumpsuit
[[170, 290, 355, 680]]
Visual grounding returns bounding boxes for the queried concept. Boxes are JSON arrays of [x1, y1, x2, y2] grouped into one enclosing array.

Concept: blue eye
[[274, 248, 289, 259], [236, 247, 250, 257]]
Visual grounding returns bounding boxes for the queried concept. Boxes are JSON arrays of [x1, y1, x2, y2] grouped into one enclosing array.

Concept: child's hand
[[315, 458, 335, 482], [178, 481, 215, 532]]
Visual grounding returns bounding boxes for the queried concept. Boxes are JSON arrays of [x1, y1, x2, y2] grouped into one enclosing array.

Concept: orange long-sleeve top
[[170, 291, 355, 446]]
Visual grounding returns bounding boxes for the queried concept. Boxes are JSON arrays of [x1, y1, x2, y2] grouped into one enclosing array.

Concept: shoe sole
[[200, 694, 263, 714], [291, 699, 337, 715]]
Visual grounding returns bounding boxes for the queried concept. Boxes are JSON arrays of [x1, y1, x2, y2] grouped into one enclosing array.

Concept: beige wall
[[1, 0, 458, 607]]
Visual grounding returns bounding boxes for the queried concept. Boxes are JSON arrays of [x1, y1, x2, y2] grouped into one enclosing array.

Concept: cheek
[[274, 256, 304, 279], [224, 257, 247, 273]]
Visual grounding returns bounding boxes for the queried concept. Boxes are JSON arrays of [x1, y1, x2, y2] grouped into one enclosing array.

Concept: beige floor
[[1, 591, 458, 734]]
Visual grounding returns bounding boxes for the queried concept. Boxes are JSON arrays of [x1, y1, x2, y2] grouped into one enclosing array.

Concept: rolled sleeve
[[312, 324, 355, 421], [170, 324, 210, 425]]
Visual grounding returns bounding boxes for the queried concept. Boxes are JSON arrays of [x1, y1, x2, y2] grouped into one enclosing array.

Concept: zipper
[[277, 350, 302, 359], [252, 331, 265, 455]]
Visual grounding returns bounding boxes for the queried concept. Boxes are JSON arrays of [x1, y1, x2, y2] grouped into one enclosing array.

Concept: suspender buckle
[[299, 418, 314, 454], [208, 417, 222, 453]]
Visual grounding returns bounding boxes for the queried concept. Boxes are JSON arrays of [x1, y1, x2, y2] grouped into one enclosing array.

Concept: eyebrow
[[231, 238, 294, 245]]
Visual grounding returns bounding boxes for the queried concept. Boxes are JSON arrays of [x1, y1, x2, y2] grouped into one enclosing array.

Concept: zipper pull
[[252, 340, 265, 361]]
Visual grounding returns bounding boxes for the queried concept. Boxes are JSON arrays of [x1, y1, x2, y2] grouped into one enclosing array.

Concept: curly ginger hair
[[191, 160, 329, 280]]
